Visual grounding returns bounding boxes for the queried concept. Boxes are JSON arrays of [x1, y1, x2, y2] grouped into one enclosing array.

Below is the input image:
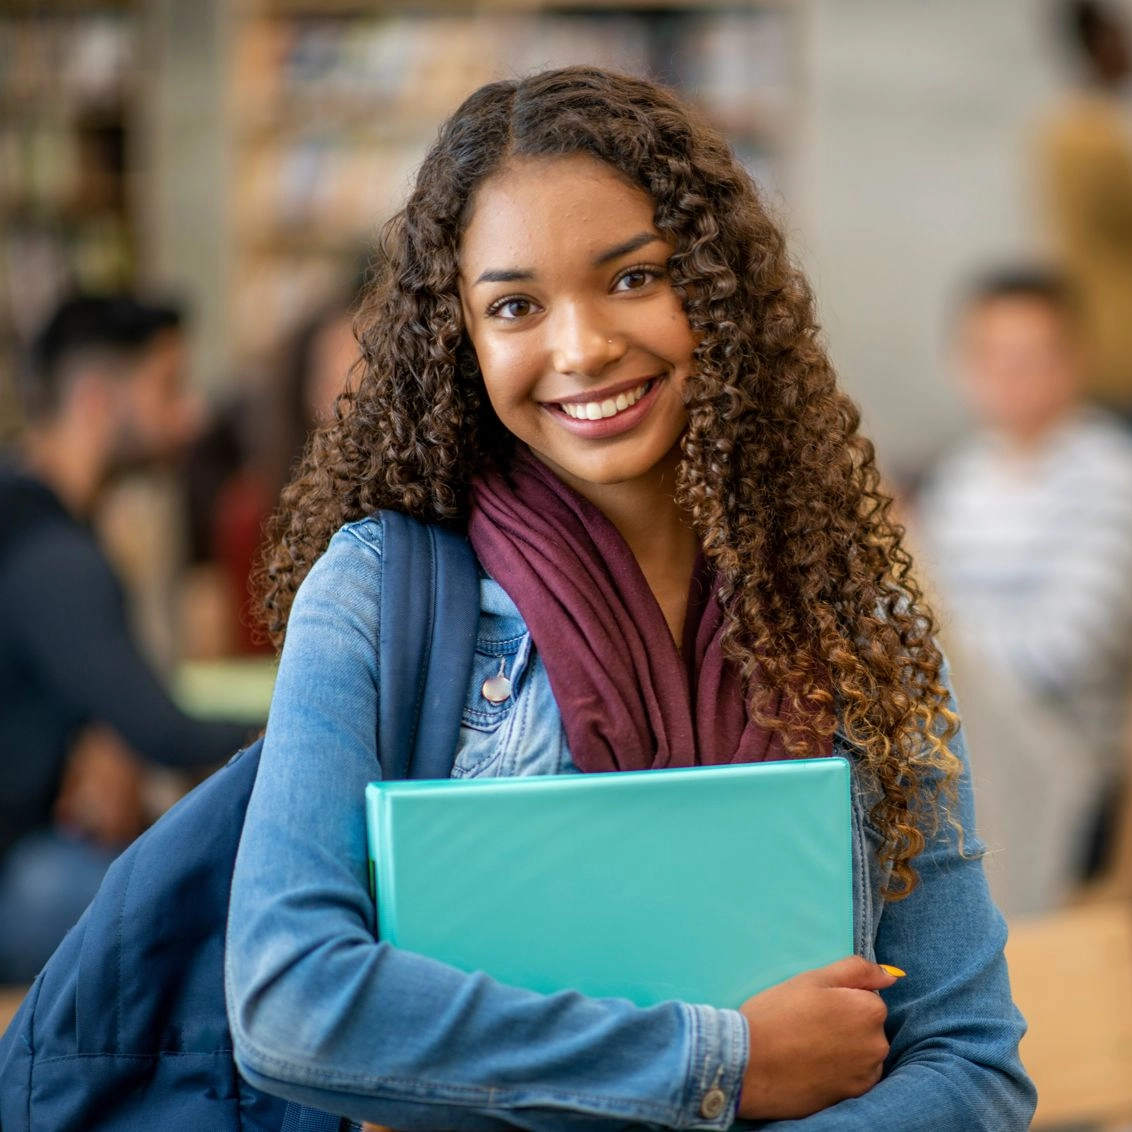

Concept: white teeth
[[560, 381, 650, 421]]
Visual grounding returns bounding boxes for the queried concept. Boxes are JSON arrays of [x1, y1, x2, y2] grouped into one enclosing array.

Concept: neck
[[996, 406, 1078, 460], [561, 454, 700, 644], [594, 480, 698, 579], [19, 424, 105, 517]]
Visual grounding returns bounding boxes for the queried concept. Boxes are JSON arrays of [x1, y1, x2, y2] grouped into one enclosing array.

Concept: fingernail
[[879, 964, 906, 978]]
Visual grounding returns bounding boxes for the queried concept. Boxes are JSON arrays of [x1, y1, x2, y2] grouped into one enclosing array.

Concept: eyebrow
[[474, 267, 535, 285], [593, 231, 662, 266], [472, 231, 664, 286]]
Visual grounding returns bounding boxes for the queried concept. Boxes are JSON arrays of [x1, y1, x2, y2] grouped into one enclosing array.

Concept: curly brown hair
[[257, 66, 959, 898]]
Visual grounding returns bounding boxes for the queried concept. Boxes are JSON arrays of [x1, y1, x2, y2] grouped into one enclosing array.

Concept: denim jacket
[[226, 517, 1036, 1131]]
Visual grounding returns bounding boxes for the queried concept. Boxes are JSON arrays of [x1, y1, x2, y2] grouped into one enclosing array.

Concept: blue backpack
[[0, 513, 479, 1131]]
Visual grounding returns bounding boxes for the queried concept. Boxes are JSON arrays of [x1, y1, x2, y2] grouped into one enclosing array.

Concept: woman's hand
[[738, 955, 898, 1121]]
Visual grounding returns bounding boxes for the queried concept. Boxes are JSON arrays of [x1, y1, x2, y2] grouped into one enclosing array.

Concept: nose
[[550, 300, 624, 378]]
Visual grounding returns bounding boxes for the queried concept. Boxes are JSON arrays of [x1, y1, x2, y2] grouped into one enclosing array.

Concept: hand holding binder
[[737, 955, 900, 1121]]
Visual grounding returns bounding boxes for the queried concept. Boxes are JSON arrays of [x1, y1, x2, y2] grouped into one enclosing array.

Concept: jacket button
[[700, 1087, 727, 1120]]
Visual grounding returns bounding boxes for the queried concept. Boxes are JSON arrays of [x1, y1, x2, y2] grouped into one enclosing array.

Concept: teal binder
[[366, 758, 852, 1009]]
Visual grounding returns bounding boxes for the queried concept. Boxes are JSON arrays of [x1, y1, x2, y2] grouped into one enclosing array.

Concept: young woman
[[226, 67, 1035, 1130]]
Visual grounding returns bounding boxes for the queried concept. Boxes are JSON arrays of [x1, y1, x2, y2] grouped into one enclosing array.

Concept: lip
[[541, 376, 664, 440], [545, 375, 658, 407]]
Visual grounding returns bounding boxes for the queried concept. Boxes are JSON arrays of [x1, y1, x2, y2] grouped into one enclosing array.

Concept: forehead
[[963, 296, 1070, 342], [459, 154, 658, 270]]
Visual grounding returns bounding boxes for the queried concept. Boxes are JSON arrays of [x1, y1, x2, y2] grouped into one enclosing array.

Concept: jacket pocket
[[452, 634, 533, 779], [459, 634, 529, 734]]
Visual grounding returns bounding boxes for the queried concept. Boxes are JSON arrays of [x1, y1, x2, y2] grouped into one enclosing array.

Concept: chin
[[547, 451, 680, 492]]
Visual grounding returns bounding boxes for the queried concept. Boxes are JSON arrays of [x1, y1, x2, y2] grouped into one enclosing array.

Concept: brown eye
[[487, 296, 537, 320], [613, 266, 663, 293]]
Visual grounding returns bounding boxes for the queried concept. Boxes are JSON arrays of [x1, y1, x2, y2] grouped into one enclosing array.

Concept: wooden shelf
[[0, 5, 141, 397], [220, 0, 798, 365], [254, 0, 790, 11]]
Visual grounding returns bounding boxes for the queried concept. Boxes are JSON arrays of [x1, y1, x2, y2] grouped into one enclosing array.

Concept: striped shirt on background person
[[920, 408, 1132, 783]]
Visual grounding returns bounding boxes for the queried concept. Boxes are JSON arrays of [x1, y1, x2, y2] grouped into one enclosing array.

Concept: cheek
[[122, 384, 157, 437], [474, 335, 541, 410], [653, 301, 697, 362]]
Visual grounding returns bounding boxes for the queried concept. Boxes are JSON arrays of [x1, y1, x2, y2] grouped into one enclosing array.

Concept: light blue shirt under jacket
[[225, 516, 1036, 1131]]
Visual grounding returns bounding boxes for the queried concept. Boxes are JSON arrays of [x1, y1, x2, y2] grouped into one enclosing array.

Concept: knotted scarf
[[467, 448, 793, 772]]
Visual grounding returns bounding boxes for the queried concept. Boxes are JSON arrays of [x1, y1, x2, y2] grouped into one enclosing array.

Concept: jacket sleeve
[[750, 691, 1037, 1130], [4, 523, 250, 766], [225, 522, 748, 1132]]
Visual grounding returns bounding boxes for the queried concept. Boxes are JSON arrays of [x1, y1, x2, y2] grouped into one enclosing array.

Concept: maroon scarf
[[467, 448, 792, 772]]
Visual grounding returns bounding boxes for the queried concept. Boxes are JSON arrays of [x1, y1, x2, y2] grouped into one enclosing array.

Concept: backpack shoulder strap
[[282, 1102, 349, 1132], [280, 514, 478, 1129], [377, 511, 479, 781]]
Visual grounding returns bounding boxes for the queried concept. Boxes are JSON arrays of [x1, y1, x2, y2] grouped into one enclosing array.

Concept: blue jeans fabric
[[226, 517, 1036, 1130]]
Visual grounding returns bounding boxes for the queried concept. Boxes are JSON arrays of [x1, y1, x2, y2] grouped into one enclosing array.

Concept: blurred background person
[[0, 294, 253, 982], [915, 269, 1132, 917], [182, 286, 361, 657], [1038, 0, 1132, 414]]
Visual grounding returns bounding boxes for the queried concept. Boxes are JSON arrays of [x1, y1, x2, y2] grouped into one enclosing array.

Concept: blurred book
[[173, 659, 276, 725]]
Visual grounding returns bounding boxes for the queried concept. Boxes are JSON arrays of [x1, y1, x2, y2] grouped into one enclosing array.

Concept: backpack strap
[[283, 514, 478, 1132], [281, 1102, 349, 1132], [282, 515, 477, 1131], [377, 512, 479, 781]]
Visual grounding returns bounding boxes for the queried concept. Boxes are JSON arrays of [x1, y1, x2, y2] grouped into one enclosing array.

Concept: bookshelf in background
[[0, 5, 142, 436], [226, 0, 797, 368]]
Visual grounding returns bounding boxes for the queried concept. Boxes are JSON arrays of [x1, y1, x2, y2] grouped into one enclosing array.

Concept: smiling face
[[458, 154, 697, 503]]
